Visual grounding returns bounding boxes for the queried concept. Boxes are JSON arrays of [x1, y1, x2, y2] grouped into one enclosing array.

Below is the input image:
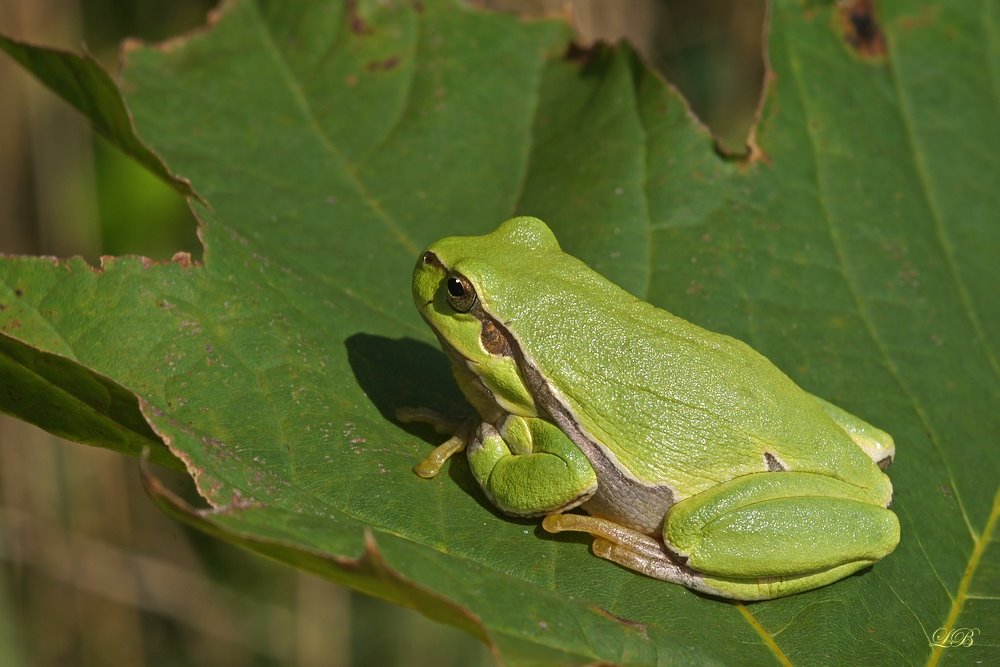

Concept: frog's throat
[[468, 307, 676, 536]]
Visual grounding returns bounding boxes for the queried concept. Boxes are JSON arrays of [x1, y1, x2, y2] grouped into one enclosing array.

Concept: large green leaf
[[1, 0, 997, 663]]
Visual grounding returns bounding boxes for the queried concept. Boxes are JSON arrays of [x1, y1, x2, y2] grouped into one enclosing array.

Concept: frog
[[398, 216, 899, 600]]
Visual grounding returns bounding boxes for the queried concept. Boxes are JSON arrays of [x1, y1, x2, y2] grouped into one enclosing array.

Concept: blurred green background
[[0, 1, 762, 664]]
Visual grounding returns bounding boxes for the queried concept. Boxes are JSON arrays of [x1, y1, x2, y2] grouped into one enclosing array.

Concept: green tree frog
[[399, 216, 899, 600]]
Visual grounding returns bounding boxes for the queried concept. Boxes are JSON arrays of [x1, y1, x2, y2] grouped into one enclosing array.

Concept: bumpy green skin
[[411, 217, 899, 600]]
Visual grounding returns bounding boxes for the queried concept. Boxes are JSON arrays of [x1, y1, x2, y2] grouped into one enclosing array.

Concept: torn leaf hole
[[564, 41, 599, 65]]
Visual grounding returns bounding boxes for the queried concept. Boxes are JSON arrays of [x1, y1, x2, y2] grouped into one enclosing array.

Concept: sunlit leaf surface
[[1, 0, 996, 663]]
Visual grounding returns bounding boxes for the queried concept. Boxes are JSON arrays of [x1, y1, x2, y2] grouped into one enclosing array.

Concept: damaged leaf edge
[[0, 33, 201, 202], [139, 460, 506, 664]]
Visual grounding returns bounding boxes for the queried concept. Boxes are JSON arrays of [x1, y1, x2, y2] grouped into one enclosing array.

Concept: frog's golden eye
[[445, 274, 477, 313]]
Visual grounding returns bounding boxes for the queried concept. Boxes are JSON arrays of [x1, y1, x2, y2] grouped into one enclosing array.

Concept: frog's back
[[472, 236, 884, 498]]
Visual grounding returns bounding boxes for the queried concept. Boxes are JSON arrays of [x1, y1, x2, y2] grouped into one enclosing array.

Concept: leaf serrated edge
[[138, 461, 508, 666]]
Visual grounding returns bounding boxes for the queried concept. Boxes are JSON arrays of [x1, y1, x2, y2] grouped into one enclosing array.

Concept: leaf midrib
[[926, 488, 1000, 666]]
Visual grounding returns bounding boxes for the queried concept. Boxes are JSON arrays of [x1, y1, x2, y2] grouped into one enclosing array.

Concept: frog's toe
[[395, 407, 468, 434]]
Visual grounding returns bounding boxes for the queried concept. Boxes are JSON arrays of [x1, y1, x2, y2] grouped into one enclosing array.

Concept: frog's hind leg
[[658, 471, 898, 601], [542, 514, 719, 596], [543, 512, 878, 601], [813, 396, 895, 469]]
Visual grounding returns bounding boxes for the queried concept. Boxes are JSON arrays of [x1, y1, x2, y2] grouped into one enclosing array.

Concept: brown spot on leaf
[[218, 488, 260, 512], [348, 0, 373, 35], [840, 0, 886, 59], [897, 6, 939, 33], [14, 288, 23, 297], [0, 303, 5, 311], [351, 15, 370, 34], [685, 281, 706, 297], [366, 55, 400, 72], [172, 251, 193, 267], [351, 16, 369, 34], [589, 604, 649, 639]]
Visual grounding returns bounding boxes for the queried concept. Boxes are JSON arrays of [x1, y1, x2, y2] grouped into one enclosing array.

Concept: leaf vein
[[781, 8, 978, 542], [883, 4, 1000, 380], [926, 487, 1000, 667], [354, 5, 421, 166], [248, 2, 420, 256]]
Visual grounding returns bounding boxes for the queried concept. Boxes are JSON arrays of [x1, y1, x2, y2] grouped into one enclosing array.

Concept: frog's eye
[[445, 274, 477, 313]]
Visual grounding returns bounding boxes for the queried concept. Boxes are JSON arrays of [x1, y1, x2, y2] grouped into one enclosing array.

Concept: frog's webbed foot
[[396, 408, 477, 479], [542, 514, 713, 594]]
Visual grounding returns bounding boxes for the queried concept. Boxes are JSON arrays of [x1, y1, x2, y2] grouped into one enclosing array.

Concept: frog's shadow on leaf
[[345, 333, 466, 422], [345, 333, 534, 524]]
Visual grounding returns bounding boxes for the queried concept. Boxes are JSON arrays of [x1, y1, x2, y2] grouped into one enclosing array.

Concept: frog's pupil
[[447, 278, 465, 297]]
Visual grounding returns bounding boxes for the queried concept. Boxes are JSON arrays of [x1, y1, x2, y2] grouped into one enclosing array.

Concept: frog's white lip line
[[427, 322, 476, 365]]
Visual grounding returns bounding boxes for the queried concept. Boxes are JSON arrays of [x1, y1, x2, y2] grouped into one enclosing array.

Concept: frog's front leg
[[396, 408, 477, 478], [468, 416, 598, 516]]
